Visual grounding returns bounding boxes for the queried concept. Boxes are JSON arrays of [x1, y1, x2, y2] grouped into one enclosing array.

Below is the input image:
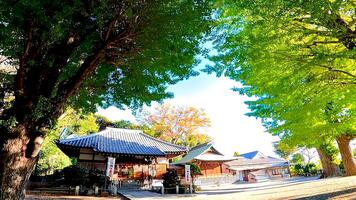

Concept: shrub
[[293, 164, 304, 176], [162, 169, 180, 193], [190, 163, 201, 177], [304, 163, 317, 176], [87, 169, 106, 187], [62, 166, 89, 186]]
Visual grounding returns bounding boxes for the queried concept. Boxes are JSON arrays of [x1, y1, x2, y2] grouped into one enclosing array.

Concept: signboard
[[106, 157, 116, 179], [185, 164, 191, 183], [156, 157, 168, 164], [193, 179, 202, 186]]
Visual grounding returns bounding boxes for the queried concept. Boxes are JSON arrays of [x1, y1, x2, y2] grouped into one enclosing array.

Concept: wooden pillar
[[203, 163, 207, 176], [104, 157, 108, 190]]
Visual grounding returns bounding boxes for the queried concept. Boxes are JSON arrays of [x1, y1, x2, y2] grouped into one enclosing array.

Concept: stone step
[[255, 175, 271, 182]]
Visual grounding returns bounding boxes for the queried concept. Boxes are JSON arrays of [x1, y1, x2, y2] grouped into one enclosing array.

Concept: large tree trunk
[[0, 126, 44, 200], [316, 147, 340, 178], [336, 135, 356, 176]]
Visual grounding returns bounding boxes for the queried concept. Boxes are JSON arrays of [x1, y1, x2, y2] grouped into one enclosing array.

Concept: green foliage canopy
[[37, 108, 99, 174], [273, 141, 297, 160], [233, 151, 241, 157], [0, 0, 214, 129], [210, 0, 356, 148], [290, 153, 305, 165]]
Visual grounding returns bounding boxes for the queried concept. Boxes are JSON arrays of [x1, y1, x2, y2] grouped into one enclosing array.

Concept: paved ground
[[26, 176, 356, 200], [195, 176, 356, 200], [26, 196, 126, 200]]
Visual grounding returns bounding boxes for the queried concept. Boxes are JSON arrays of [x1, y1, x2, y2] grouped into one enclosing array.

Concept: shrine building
[[56, 128, 187, 182]]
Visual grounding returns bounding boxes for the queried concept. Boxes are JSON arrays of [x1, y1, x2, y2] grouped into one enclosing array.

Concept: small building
[[172, 142, 237, 185], [225, 151, 290, 182], [56, 128, 187, 183]]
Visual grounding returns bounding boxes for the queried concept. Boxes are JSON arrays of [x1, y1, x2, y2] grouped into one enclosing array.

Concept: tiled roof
[[240, 151, 262, 159], [225, 155, 289, 171], [195, 154, 237, 162], [226, 156, 287, 166], [56, 128, 187, 157], [173, 141, 236, 164]]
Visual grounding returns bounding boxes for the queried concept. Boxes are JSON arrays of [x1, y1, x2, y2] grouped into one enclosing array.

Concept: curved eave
[[195, 158, 237, 162], [165, 150, 187, 155], [56, 142, 166, 158]]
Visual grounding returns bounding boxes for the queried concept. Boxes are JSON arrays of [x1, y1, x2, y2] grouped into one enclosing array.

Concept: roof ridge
[[105, 127, 142, 133], [58, 129, 105, 142], [138, 131, 187, 150], [104, 127, 187, 151], [189, 140, 213, 151], [267, 156, 286, 161], [241, 150, 259, 154]]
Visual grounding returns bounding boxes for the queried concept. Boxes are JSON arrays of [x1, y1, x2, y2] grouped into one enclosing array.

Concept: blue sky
[[97, 60, 280, 157]]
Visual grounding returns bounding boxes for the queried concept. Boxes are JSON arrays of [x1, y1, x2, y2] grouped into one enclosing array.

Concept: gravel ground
[[26, 176, 356, 200]]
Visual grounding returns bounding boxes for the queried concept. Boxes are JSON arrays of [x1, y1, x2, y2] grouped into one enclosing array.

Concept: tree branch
[[316, 64, 356, 78], [15, 19, 33, 98], [57, 46, 106, 101]]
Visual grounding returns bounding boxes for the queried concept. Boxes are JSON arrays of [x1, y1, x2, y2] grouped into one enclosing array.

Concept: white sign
[[156, 157, 168, 164], [106, 157, 116, 179], [194, 179, 202, 186], [185, 164, 191, 183]]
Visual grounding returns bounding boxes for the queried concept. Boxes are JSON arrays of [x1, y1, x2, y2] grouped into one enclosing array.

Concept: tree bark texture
[[336, 135, 356, 176], [0, 2, 140, 199], [0, 124, 45, 200], [316, 147, 340, 178]]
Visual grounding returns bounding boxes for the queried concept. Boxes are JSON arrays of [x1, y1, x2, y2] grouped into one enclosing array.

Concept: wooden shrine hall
[[56, 128, 187, 182], [173, 141, 236, 177]]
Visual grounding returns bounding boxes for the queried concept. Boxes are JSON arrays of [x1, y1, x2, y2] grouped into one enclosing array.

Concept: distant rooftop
[[226, 151, 288, 171], [240, 151, 265, 159], [173, 141, 237, 164]]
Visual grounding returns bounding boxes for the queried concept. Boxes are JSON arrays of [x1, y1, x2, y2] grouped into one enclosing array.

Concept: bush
[[87, 169, 106, 187], [162, 169, 180, 193], [62, 166, 89, 186], [292, 163, 318, 176], [304, 163, 317, 176], [338, 161, 344, 172], [293, 164, 304, 176], [62, 166, 106, 187], [190, 163, 201, 177]]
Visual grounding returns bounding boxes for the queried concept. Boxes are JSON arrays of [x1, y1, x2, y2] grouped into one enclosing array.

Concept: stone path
[[27, 176, 356, 200], [118, 176, 356, 200], [118, 190, 196, 200]]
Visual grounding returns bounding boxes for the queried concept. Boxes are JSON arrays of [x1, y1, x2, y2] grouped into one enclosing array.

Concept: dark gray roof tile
[[56, 128, 187, 157]]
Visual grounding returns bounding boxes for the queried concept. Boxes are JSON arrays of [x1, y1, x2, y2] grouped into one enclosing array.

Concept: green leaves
[[211, 0, 356, 148], [0, 0, 215, 126], [37, 108, 99, 174]]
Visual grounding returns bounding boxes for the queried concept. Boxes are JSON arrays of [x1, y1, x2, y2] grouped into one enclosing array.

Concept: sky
[[97, 59, 281, 157]]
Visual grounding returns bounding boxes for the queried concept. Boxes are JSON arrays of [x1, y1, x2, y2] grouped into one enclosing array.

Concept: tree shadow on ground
[[202, 178, 319, 195], [288, 188, 356, 200]]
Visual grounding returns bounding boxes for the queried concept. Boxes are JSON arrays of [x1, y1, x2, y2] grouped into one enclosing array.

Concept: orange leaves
[[139, 103, 211, 147]]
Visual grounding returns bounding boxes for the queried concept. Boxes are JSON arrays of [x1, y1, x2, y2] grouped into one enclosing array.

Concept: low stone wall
[[195, 174, 239, 186]]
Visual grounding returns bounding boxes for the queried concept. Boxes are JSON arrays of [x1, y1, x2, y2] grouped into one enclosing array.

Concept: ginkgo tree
[[210, 0, 356, 176], [138, 103, 211, 147], [0, 0, 214, 199]]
